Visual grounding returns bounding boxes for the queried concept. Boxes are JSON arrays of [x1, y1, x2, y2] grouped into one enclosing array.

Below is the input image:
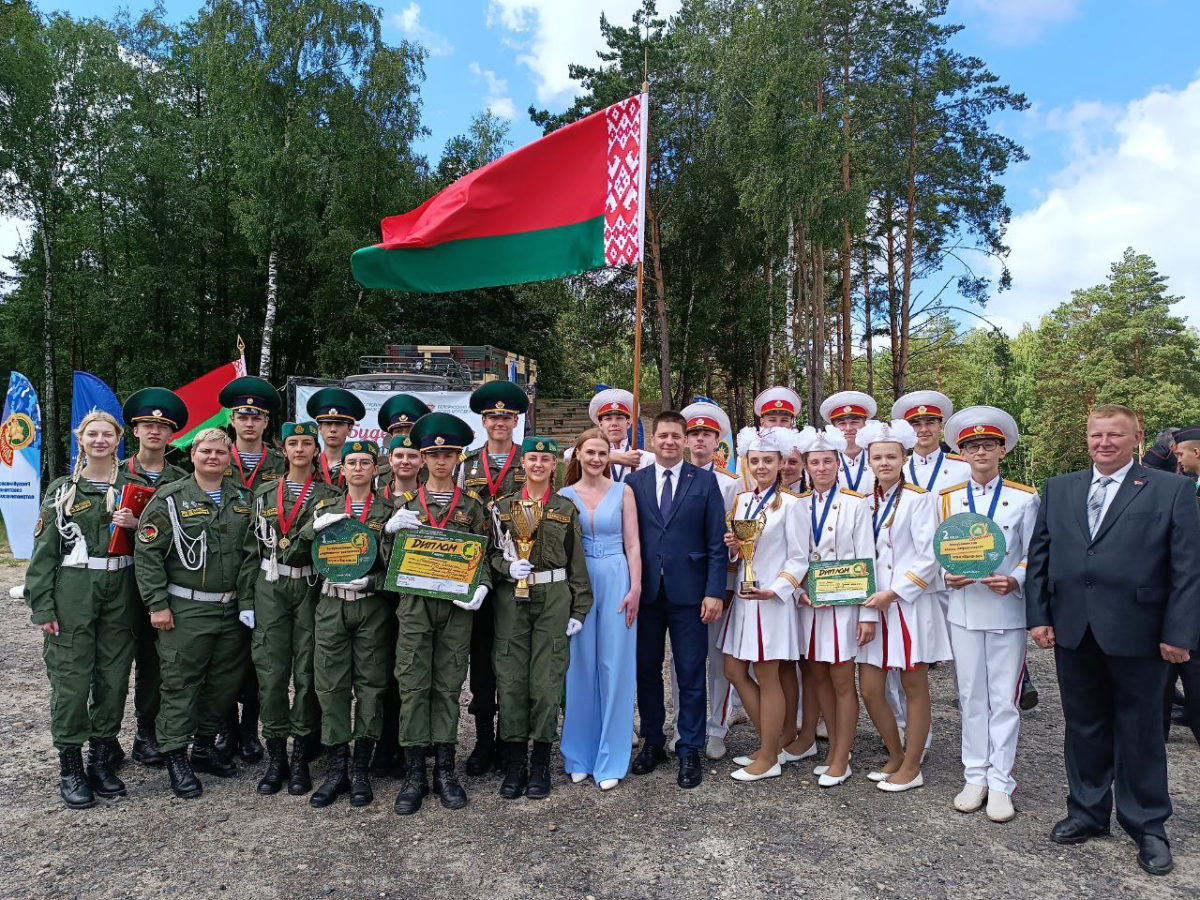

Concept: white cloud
[[994, 75, 1200, 331], [487, 0, 682, 105], [0, 216, 27, 280], [391, 2, 453, 57], [954, 0, 1079, 45], [469, 61, 516, 120]]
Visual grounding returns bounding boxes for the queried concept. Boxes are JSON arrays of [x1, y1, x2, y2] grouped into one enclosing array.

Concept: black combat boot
[[464, 716, 495, 777], [393, 747, 430, 816], [86, 739, 127, 798], [370, 739, 396, 778], [350, 739, 375, 807], [191, 734, 236, 777], [288, 735, 313, 795], [239, 693, 264, 763], [309, 743, 350, 808], [258, 737, 290, 795], [526, 741, 553, 799], [131, 717, 165, 767], [214, 706, 240, 759], [165, 748, 202, 799], [107, 737, 126, 770], [58, 748, 95, 809], [498, 741, 528, 800], [433, 744, 468, 810]]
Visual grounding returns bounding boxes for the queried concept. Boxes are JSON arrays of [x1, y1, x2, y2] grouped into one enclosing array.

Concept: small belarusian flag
[[352, 94, 647, 294], [170, 350, 248, 449]]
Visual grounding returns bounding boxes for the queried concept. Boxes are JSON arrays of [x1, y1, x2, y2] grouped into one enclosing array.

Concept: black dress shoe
[[1051, 817, 1110, 845], [1018, 670, 1038, 711], [677, 751, 702, 789], [1137, 835, 1174, 876], [631, 743, 668, 776]]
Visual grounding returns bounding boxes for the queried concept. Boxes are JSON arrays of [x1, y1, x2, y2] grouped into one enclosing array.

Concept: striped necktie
[[1087, 476, 1114, 537]]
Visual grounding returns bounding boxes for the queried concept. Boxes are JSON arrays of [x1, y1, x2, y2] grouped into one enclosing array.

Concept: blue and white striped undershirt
[[205, 489, 223, 505]]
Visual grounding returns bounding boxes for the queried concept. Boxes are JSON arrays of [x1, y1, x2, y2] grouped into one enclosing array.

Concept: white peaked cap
[[589, 389, 634, 426], [943, 406, 1019, 453], [819, 391, 877, 423]]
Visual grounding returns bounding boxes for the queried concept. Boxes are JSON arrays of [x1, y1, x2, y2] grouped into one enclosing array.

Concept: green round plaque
[[935, 512, 1007, 579], [311, 518, 378, 581]]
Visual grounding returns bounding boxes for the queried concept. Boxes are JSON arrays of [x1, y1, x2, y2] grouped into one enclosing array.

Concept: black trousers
[[1055, 628, 1172, 840], [466, 592, 497, 723], [1163, 658, 1200, 745]]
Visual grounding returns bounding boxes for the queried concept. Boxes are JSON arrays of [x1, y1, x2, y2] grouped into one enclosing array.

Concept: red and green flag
[[170, 352, 248, 449], [351, 94, 647, 293]]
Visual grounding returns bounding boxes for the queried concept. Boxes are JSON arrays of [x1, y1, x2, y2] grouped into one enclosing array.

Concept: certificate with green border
[[808, 558, 875, 607], [385, 525, 489, 601]]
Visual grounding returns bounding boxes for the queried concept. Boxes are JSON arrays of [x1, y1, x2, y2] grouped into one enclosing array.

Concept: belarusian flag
[[170, 352, 248, 448], [351, 94, 647, 293]]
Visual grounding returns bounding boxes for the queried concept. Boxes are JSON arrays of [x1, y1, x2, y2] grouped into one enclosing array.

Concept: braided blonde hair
[[62, 409, 121, 514]]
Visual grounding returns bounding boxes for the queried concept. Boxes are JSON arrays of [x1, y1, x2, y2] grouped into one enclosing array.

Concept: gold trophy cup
[[509, 500, 544, 599], [728, 512, 768, 595]]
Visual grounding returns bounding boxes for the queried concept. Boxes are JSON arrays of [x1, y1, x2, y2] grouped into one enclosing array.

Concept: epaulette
[[403, 490, 416, 502], [780, 487, 803, 498], [154, 479, 191, 499], [795, 490, 813, 498], [1003, 479, 1037, 494], [458, 451, 469, 462], [902, 483, 927, 494], [840, 489, 866, 499], [315, 496, 338, 509], [940, 481, 969, 496], [946, 453, 965, 461], [734, 489, 754, 500], [465, 489, 482, 502]]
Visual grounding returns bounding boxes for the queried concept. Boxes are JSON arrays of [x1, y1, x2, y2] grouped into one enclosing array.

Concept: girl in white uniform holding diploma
[[854, 419, 953, 794], [793, 425, 877, 787], [720, 427, 810, 782]]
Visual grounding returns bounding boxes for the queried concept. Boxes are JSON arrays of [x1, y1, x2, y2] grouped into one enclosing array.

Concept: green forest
[[2, 0, 1197, 482]]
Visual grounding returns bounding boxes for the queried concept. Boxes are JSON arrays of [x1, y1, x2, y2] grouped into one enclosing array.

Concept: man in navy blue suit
[[627, 410, 728, 788]]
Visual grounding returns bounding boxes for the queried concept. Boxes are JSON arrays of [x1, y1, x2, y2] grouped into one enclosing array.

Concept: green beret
[[306, 387, 365, 423], [219, 376, 280, 416], [282, 422, 319, 441], [410, 412, 475, 453], [521, 436, 558, 455], [123, 387, 188, 431], [469, 381, 529, 417], [388, 433, 417, 452], [341, 439, 380, 461], [378, 394, 432, 432]]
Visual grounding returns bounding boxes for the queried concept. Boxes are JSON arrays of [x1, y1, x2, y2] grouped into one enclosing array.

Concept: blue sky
[[5, 0, 1200, 331]]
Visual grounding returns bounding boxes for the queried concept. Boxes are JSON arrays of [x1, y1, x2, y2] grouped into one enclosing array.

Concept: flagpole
[[631, 66, 649, 450]]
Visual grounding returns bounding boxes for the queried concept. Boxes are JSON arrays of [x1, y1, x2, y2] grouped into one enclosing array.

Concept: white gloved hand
[[313, 512, 349, 533], [566, 618, 584, 637], [238, 610, 255, 629], [329, 576, 370, 591], [385, 508, 422, 534], [453, 584, 489, 612], [509, 559, 533, 580]]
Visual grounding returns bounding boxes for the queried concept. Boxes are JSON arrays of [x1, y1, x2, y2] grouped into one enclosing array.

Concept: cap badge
[[353, 442, 362, 451], [244, 397, 253, 406], [496, 400, 505, 409], [774, 400, 783, 408], [843, 405, 852, 413], [435, 436, 445, 446], [917, 405, 928, 414], [330, 407, 338, 415], [399, 414, 409, 423], [536, 441, 545, 451], [152, 409, 162, 417], [610, 402, 619, 410], [697, 418, 706, 426], [974, 425, 985, 434]]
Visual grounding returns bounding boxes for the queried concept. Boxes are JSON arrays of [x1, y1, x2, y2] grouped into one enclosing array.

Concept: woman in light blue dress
[[559, 429, 642, 790]]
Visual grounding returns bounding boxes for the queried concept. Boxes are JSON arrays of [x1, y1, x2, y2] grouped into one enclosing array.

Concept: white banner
[[293, 386, 523, 452]]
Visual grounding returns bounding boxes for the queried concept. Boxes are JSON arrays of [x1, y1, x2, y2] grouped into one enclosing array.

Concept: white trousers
[[670, 618, 739, 738], [949, 624, 1024, 795]]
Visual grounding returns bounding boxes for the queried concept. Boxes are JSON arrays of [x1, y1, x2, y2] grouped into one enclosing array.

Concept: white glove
[[453, 584, 489, 612], [329, 576, 370, 591], [313, 512, 349, 533], [566, 618, 584, 637], [238, 611, 255, 629], [509, 559, 533, 580], [385, 508, 422, 534]]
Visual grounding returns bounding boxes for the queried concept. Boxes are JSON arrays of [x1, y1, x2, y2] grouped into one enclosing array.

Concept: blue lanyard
[[909, 451, 944, 492], [966, 477, 1003, 520], [873, 486, 899, 539], [842, 453, 866, 491], [811, 485, 838, 542], [745, 483, 778, 520]]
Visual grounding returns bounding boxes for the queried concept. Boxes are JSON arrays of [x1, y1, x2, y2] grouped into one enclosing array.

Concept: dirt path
[[0, 562, 1196, 900]]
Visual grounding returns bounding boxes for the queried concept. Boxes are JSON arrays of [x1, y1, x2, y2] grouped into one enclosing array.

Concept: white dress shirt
[[655, 460, 684, 505], [1090, 459, 1134, 525]]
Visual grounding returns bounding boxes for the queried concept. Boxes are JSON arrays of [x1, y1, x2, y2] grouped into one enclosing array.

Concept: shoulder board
[[939, 481, 969, 496], [465, 489, 482, 502], [946, 453, 965, 461], [734, 490, 753, 500], [156, 479, 191, 498], [1003, 480, 1037, 494], [403, 491, 416, 502], [315, 497, 338, 509], [902, 483, 927, 494], [840, 489, 866, 499], [458, 451, 469, 462], [795, 490, 813, 498], [780, 487, 803, 498]]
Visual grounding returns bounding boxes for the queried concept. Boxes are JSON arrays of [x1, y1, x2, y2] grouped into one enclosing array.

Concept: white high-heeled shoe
[[731, 763, 782, 782], [598, 778, 619, 791], [818, 766, 852, 787], [569, 772, 588, 784]]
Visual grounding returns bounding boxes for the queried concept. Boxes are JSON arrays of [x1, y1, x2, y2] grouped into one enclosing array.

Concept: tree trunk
[[40, 225, 59, 477], [259, 241, 279, 379], [862, 239, 874, 396], [766, 244, 775, 384], [886, 215, 901, 399], [898, 67, 921, 399], [785, 218, 797, 390], [840, 61, 853, 389], [649, 213, 672, 407], [811, 241, 826, 423]]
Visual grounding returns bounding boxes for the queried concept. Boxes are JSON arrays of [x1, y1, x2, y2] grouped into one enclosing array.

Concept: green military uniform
[[134, 478, 253, 757], [307, 387, 365, 487], [224, 445, 287, 490], [27, 471, 140, 805], [375, 394, 431, 485]]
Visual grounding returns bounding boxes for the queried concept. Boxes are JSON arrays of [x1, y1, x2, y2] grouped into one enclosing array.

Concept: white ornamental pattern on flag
[[604, 94, 646, 266]]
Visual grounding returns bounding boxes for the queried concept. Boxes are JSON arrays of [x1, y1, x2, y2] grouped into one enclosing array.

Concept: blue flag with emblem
[[0, 372, 42, 558], [70, 371, 124, 471]]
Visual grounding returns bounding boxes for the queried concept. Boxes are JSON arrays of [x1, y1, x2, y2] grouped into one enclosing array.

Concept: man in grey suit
[[1026, 404, 1200, 876]]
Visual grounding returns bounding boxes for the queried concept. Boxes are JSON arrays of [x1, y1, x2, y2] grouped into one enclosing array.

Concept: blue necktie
[[660, 469, 674, 520]]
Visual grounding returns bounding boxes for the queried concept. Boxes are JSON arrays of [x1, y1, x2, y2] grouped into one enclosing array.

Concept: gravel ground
[[1, 559, 1197, 900]]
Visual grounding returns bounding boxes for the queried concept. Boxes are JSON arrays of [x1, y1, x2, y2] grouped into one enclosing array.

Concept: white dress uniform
[[838, 449, 876, 496], [798, 486, 879, 662], [858, 484, 953, 668], [938, 473, 1039, 795], [821, 391, 878, 496], [720, 488, 810, 661]]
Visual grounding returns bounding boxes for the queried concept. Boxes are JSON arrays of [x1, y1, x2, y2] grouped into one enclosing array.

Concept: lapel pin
[[1134, 479, 1145, 486]]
